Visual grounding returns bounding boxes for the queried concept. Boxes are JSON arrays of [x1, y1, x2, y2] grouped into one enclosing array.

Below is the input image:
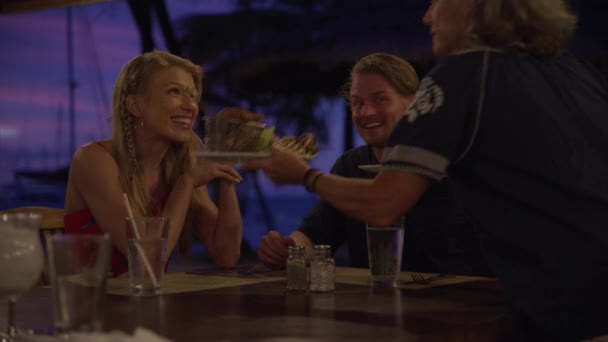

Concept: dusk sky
[[0, 0, 325, 245], [0, 0, 347, 198], [0, 0, 233, 151], [1, 1, 145, 183]]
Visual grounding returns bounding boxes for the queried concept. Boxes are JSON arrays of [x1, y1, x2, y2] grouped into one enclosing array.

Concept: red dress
[[63, 194, 170, 277]]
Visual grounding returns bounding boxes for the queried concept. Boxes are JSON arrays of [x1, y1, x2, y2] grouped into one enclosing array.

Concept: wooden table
[[1, 268, 519, 341]]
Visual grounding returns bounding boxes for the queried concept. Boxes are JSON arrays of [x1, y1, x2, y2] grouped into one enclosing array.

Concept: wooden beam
[[0, 0, 112, 14]]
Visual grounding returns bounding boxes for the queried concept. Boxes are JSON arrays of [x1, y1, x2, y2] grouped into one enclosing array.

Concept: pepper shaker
[[310, 245, 335, 292], [286, 245, 307, 291]]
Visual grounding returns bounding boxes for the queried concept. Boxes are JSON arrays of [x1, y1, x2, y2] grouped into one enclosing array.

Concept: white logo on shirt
[[403, 77, 444, 123]]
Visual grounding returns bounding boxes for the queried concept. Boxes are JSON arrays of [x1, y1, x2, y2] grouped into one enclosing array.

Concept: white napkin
[[20, 327, 172, 342]]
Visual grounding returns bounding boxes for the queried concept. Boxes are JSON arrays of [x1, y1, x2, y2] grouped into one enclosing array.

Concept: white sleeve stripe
[[383, 163, 446, 181], [382, 145, 449, 180], [456, 50, 489, 162]]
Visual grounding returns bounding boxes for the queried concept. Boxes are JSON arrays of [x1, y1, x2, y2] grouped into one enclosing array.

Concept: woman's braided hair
[[111, 50, 202, 219]]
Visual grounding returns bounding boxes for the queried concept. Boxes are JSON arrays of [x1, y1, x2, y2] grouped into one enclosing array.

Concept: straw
[[123, 193, 160, 288]]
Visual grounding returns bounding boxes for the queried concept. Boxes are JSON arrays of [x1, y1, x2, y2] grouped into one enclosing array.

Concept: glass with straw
[[123, 194, 167, 296]]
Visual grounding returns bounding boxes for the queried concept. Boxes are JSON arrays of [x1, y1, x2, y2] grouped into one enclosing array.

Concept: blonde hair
[[111, 50, 202, 217], [466, 0, 577, 57], [342, 53, 419, 101]]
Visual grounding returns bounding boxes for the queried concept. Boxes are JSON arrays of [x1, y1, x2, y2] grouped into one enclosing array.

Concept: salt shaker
[[286, 245, 307, 291], [310, 245, 335, 292]]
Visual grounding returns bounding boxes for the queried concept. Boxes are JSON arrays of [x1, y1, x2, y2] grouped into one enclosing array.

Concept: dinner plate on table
[[358, 164, 381, 173]]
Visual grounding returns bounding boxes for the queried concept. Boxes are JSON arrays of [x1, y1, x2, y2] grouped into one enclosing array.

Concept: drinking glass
[[0, 213, 43, 341], [366, 217, 405, 287], [47, 234, 111, 334], [126, 216, 168, 296]]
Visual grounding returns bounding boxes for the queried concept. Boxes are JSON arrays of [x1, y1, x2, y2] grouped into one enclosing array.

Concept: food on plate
[[217, 107, 264, 123], [208, 107, 266, 152], [203, 107, 318, 159], [278, 133, 319, 158]]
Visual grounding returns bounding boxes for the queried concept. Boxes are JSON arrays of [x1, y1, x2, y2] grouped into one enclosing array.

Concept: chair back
[[0, 206, 64, 231]]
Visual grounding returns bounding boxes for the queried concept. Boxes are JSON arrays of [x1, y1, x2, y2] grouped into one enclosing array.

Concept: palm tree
[[178, 0, 433, 147], [175, 0, 435, 238], [127, 0, 181, 54]]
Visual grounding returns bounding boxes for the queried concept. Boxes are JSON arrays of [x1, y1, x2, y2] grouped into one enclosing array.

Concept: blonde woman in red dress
[[64, 50, 243, 276]]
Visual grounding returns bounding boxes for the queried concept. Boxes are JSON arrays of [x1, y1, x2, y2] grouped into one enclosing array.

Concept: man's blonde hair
[[343, 53, 419, 102], [466, 0, 577, 57], [111, 50, 202, 216]]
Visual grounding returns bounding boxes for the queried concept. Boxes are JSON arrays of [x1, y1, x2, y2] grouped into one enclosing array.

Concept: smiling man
[[257, 53, 490, 276]]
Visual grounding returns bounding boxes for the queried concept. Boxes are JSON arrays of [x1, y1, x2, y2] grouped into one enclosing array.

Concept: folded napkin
[[21, 327, 172, 342]]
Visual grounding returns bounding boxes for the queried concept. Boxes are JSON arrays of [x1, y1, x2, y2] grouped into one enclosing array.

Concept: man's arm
[[245, 145, 432, 227], [313, 169, 431, 226]]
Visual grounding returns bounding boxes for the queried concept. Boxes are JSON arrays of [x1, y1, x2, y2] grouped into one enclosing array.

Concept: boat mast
[[67, 6, 76, 156]]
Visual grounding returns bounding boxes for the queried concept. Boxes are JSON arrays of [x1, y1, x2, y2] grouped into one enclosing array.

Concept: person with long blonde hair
[[64, 50, 244, 276], [248, 0, 608, 339]]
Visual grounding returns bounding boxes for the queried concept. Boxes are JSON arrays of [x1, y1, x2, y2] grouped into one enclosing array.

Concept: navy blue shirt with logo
[[297, 145, 490, 276], [384, 49, 608, 339]]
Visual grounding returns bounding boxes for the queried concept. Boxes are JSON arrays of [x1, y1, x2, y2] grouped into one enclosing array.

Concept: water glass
[[47, 234, 111, 333], [126, 216, 168, 296], [0, 212, 43, 340], [366, 217, 405, 287]]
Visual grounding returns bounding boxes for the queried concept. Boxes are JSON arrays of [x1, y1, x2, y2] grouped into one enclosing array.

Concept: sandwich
[[216, 107, 264, 124], [211, 107, 266, 152], [206, 107, 319, 158], [278, 133, 319, 158]]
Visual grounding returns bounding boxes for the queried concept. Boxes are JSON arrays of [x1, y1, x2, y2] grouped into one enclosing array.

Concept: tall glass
[[47, 234, 111, 333], [126, 216, 168, 296], [366, 217, 405, 287], [0, 213, 43, 341]]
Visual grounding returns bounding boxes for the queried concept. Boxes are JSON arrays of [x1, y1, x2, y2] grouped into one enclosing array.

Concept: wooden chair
[[0, 205, 64, 236], [0, 206, 65, 285]]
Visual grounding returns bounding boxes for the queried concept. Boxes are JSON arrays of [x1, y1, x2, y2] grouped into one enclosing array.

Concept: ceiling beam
[[0, 0, 112, 14]]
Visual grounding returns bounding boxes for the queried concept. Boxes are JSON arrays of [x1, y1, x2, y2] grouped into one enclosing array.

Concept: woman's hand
[[243, 142, 310, 184], [187, 157, 242, 187]]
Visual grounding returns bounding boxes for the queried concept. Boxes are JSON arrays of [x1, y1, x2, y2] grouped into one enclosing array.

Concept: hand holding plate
[[244, 142, 310, 184]]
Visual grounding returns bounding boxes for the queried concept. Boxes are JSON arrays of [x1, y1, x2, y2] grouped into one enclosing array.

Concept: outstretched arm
[[192, 180, 243, 269], [246, 144, 431, 226], [155, 158, 242, 258], [312, 169, 430, 226]]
